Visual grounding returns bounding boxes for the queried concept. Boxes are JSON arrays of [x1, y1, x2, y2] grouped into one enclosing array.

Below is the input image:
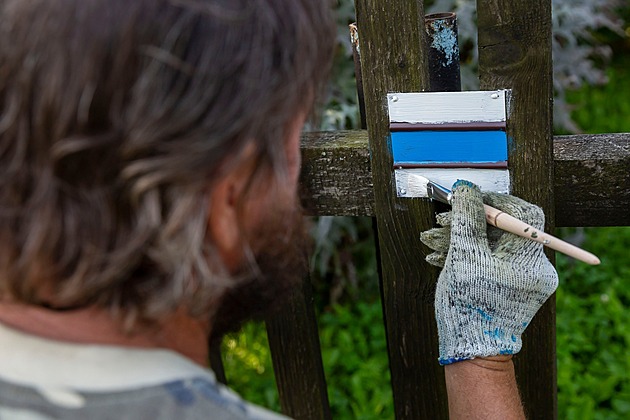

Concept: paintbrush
[[408, 173, 601, 265]]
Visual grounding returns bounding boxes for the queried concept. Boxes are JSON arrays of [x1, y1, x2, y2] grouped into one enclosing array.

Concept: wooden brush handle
[[483, 204, 601, 265]]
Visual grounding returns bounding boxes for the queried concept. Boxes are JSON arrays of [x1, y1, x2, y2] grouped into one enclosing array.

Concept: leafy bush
[[556, 228, 630, 420], [319, 302, 393, 418], [310, 217, 379, 308], [565, 54, 630, 134], [221, 322, 280, 411]]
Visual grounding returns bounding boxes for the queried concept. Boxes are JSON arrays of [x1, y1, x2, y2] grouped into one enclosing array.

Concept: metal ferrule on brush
[[426, 181, 452, 205]]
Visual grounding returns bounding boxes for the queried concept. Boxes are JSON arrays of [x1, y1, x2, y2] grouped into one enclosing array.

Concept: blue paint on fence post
[[391, 130, 508, 165]]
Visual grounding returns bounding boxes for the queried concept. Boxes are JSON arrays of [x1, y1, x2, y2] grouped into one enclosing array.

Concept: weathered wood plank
[[477, 0, 556, 418], [554, 134, 630, 227], [354, 0, 449, 418], [265, 275, 331, 420], [300, 130, 630, 227], [299, 131, 373, 217]]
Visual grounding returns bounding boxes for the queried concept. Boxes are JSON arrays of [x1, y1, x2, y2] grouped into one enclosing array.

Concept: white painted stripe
[[395, 168, 510, 198], [387, 90, 508, 124]]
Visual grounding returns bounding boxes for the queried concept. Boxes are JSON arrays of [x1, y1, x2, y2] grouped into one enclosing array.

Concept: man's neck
[[0, 302, 211, 366]]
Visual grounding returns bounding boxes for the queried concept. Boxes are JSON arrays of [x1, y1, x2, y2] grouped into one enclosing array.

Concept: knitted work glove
[[420, 181, 558, 365]]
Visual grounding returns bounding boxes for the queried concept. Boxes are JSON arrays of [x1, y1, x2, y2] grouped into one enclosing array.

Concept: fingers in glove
[[420, 227, 451, 253], [426, 251, 446, 268], [483, 192, 547, 260], [449, 180, 492, 255], [486, 225, 503, 250], [436, 211, 452, 227]]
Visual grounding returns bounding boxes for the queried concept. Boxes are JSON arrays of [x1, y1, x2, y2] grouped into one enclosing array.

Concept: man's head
[[0, 0, 334, 330]]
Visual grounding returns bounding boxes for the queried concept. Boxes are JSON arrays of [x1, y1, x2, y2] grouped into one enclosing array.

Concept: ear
[[206, 143, 259, 272]]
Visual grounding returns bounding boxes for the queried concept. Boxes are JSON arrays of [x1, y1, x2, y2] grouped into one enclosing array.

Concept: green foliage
[[221, 322, 280, 411], [565, 54, 630, 134], [222, 302, 393, 419], [555, 52, 630, 420], [320, 0, 360, 131], [222, 230, 630, 420], [309, 217, 380, 308], [556, 228, 630, 420], [318, 302, 393, 419]]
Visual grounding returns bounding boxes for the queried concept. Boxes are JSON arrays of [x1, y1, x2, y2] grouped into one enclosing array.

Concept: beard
[[208, 195, 310, 343]]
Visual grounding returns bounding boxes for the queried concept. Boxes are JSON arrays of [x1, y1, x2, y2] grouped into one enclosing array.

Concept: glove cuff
[[436, 307, 526, 365]]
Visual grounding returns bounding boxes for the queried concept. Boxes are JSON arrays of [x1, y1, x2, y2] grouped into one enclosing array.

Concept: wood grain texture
[[299, 130, 630, 226], [354, 1, 449, 418], [554, 133, 630, 227], [265, 275, 331, 420], [299, 130, 373, 216], [477, 0, 557, 418]]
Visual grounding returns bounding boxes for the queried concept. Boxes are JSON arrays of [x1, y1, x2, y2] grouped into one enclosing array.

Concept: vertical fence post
[[208, 338, 227, 385], [265, 274, 332, 420], [354, 1, 449, 418], [349, 23, 367, 130], [476, 0, 556, 418]]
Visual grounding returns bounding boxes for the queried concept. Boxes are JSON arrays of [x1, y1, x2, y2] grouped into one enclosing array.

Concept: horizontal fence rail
[[299, 130, 630, 227]]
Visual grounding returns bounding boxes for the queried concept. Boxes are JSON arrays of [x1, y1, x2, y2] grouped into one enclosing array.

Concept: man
[[0, 0, 557, 419]]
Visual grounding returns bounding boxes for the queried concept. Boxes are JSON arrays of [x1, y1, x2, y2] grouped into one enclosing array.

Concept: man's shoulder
[[144, 376, 288, 420], [0, 322, 287, 420], [0, 376, 287, 420]]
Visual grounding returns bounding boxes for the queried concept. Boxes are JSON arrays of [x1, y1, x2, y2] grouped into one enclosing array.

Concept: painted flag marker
[[387, 90, 511, 197]]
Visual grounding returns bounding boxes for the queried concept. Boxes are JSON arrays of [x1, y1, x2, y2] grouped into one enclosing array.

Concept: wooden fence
[[212, 0, 630, 418]]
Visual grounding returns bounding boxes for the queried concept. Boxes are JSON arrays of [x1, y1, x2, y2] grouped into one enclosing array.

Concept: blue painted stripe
[[391, 130, 507, 165]]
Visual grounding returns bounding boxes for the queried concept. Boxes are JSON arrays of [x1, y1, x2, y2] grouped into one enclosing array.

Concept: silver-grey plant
[[428, 0, 626, 132], [324, 0, 626, 132]]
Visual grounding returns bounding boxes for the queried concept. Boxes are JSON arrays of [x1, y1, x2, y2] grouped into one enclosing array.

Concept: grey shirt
[[0, 322, 287, 419]]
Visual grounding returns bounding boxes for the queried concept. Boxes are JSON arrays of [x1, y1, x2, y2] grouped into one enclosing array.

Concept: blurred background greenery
[[221, 1, 630, 418]]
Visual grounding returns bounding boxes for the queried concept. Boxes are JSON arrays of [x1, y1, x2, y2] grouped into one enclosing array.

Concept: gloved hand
[[420, 180, 558, 365]]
